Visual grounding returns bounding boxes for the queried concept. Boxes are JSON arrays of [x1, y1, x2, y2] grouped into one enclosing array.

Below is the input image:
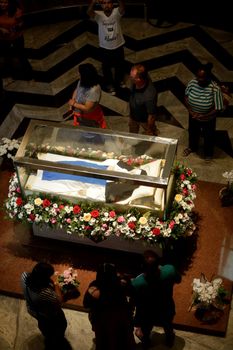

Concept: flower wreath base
[[4, 163, 198, 249]]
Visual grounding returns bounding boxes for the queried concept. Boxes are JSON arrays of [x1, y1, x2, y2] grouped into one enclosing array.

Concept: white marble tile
[[0, 294, 231, 350]]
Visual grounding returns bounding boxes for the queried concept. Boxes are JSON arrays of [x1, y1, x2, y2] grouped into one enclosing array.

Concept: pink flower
[[117, 216, 125, 223], [169, 220, 175, 229], [180, 174, 186, 181], [182, 188, 188, 196], [16, 187, 21, 193], [66, 218, 71, 224], [51, 218, 57, 224]]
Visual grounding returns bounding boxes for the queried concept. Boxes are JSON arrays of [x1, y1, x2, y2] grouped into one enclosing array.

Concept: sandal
[[183, 148, 193, 157]]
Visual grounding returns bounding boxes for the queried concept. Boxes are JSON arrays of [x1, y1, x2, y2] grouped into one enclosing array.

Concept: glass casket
[[14, 120, 178, 216], [13, 121, 178, 252]]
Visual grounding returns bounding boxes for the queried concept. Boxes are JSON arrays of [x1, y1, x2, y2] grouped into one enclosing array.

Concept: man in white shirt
[[87, 0, 125, 95]]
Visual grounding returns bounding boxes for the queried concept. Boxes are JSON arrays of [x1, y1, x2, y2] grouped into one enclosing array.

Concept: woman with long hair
[[83, 262, 136, 350], [68, 63, 106, 128]]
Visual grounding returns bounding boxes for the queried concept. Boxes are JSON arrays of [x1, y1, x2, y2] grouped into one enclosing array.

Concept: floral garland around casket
[[4, 163, 197, 247]]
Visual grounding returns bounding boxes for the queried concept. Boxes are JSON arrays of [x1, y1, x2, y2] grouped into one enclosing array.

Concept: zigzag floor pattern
[[1, 17, 233, 183]]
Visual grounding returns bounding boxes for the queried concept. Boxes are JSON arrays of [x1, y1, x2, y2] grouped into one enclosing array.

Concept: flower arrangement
[[55, 267, 80, 301], [4, 163, 197, 247], [190, 273, 228, 311], [25, 143, 154, 166], [222, 170, 233, 191], [219, 170, 233, 207], [0, 137, 21, 159]]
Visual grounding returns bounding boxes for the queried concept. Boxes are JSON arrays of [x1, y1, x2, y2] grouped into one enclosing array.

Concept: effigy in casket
[[13, 120, 178, 252]]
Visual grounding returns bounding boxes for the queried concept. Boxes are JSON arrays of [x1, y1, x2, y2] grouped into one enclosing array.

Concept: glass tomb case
[[14, 121, 178, 217]]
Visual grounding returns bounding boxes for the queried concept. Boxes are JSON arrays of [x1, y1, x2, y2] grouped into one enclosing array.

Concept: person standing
[[0, 0, 33, 80], [83, 262, 136, 350], [87, 0, 125, 95], [129, 63, 159, 136], [183, 62, 224, 160], [68, 62, 106, 128], [131, 250, 181, 349], [21, 262, 71, 350]]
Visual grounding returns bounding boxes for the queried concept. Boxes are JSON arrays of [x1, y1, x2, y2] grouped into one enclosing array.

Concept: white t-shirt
[[94, 8, 125, 50]]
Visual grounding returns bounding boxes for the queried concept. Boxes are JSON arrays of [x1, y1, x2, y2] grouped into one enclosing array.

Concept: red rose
[[29, 213, 35, 221], [73, 205, 81, 214], [91, 210, 99, 218], [43, 199, 51, 208], [109, 211, 116, 218], [128, 222, 136, 230], [152, 228, 160, 236], [16, 197, 23, 206], [59, 204, 64, 210]]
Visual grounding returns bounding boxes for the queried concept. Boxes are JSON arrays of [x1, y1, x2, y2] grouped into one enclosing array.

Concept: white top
[[94, 7, 125, 50]]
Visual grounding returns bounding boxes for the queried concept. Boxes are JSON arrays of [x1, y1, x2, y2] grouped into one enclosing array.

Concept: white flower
[[0, 138, 21, 158]]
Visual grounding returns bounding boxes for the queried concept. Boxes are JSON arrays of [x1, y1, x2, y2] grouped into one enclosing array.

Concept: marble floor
[[1, 16, 233, 183], [0, 294, 232, 350], [0, 11, 233, 350]]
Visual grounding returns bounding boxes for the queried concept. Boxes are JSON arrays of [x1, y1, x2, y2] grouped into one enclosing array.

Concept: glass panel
[[14, 121, 178, 214]]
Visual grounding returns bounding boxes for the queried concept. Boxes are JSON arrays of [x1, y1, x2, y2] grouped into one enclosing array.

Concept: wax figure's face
[[101, 0, 114, 16]]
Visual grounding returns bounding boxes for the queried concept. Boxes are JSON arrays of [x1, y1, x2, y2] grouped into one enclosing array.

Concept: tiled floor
[[0, 10, 233, 350], [0, 294, 232, 350]]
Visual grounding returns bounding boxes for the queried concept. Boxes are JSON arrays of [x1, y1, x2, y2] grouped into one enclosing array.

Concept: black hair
[[78, 63, 99, 88], [0, 0, 20, 16], [96, 263, 118, 288], [142, 250, 160, 282], [26, 262, 54, 290], [197, 62, 213, 79]]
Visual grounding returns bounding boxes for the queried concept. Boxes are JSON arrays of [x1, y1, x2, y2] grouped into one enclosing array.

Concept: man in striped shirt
[[183, 62, 224, 160]]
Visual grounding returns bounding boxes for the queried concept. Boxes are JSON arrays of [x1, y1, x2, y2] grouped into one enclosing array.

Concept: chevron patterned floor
[[1, 14, 233, 350], [1, 16, 233, 184]]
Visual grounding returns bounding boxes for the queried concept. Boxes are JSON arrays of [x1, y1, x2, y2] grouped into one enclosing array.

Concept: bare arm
[[87, 0, 97, 18], [68, 98, 97, 113], [118, 0, 125, 16]]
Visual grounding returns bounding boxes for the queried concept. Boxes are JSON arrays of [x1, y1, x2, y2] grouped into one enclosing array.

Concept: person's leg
[[100, 47, 114, 90], [163, 321, 175, 347], [113, 45, 125, 88], [188, 115, 200, 153], [129, 118, 140, 133], [37, 311, 68, 349], [202, 117, 216, 158], [10, 36, 33, 80], [140, 322, 153, 349]]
